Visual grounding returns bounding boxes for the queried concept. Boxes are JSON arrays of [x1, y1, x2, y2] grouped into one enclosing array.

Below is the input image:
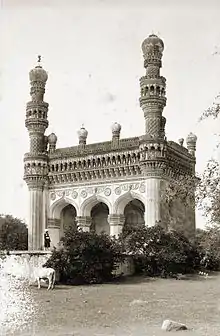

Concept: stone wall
[[0, 251, 135, 283], [0, 251, 52, 283]]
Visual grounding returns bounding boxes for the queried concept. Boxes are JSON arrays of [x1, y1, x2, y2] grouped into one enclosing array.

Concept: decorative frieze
[[49, 181, 146, 203]]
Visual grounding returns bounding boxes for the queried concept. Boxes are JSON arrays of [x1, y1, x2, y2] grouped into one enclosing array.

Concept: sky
[[0, 0, 220, 228]]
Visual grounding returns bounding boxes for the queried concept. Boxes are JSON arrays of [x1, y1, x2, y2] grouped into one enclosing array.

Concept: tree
[[196, 159, 220, 225], [0, 215, 28, 251], [120, 225, 199, 276], [160, 174, 199, 233], [44, 226, 125, 285]]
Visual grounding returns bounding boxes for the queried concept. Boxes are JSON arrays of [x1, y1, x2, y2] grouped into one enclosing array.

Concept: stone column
[[47, 218, 61, 248], [76, 216, 92, 232], [108, 214, 125, 238], [27, 181, 44, 251], [145, 178, 161, 227]]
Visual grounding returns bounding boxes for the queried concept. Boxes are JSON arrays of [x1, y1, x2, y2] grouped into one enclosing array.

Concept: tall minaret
[[139, 34, 167, 139], [23, 56, 49, 250]]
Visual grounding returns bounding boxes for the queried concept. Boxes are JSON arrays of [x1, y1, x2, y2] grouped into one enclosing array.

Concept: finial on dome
[[111, 122, 121, 148], [37, 55, 41, 64], [186, 132, 197, 156], [178, 138, 184, 146], [141, 33, 164, 66], [111, 122, 121, 135], [77, 125, 88, 145], [48, 132, 57, 153]]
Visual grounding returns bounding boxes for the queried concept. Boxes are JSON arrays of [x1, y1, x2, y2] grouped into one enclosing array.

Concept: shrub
[[194, 226, 220, 271], [44, 228, 125, 285], [0, 215, 28, 251], [120, 225, 199, 276]]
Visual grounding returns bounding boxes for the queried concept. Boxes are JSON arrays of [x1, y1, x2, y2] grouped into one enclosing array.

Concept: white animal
[[34, 267, 56, 290]]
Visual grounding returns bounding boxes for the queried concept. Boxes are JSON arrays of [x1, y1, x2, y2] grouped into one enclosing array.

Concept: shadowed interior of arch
[[91, 202, 109, 235], [60, 204, 77, 236], [123, 199, 145, 232]]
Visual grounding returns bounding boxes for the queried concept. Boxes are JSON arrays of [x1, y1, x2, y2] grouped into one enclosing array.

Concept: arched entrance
[[91, 202, 110, 235], [60, 204, 77, 237], [123, 199, 145, 232]]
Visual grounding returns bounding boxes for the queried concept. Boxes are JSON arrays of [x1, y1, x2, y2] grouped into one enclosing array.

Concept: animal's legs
[[37, 278, 41, 289], [47, 276, 51, 290]]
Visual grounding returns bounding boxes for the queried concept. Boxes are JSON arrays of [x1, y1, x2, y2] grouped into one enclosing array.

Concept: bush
[[120, 225, 199, 277], [0, 215, 28, 251], [44, 228, 125, 285], [194, 226, 220, 271]]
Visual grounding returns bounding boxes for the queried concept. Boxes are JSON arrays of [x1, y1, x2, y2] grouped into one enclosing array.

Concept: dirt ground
[[7, 273, 220, 336]]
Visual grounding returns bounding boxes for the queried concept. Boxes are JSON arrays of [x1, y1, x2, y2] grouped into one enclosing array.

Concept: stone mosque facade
[[23, 34, 197, 251]]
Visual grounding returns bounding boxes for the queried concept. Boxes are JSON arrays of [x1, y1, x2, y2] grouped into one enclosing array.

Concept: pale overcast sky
[[0, 0, 220, 228]]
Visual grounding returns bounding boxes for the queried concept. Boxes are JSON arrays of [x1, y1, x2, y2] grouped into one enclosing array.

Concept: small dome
[[77, 126, 88, 138], [178, 138, 184, 146], [29, 56, 48, 83], [111, 122, 121, 133], [48, 133, 57, 144], [141, 34, 164, 55], [186, 132, 197, 143]]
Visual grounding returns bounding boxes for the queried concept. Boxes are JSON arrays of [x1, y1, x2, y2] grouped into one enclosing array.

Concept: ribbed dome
[[142, 34, 164, 55], [29, 56, 48, 83], [77, 126, 88, 138], [48, 133, 57, 144], [111, 122, 121, 133], [186, 132, 197, 143]]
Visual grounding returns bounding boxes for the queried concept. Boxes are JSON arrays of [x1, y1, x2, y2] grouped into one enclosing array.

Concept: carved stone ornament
[[65, 189, 71, 196], [139, 183, 146, 193], [56, 190, 64, 197], [50, 192, 56, 201], [104, 187, 111, 196], [115, 187, 121, 195], [122, 184, 129, 191], [81, 190, 88, 198], [72, 190, 78, 199]]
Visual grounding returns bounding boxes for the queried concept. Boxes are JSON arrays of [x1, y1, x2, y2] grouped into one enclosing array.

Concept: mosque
[[23, 34, 197, 251]]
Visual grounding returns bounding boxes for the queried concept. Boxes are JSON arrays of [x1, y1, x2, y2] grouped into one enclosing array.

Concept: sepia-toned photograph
[[0, 0, 220, 335]]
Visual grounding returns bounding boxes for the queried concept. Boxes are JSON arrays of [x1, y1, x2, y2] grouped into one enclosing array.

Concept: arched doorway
[[91, 202, 110, 235], [60, 204, 77, 237], [123, 199, 145, 232]]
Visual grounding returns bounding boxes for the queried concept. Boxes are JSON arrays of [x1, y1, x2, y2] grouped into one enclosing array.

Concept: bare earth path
[[8, 273, 220, 335]]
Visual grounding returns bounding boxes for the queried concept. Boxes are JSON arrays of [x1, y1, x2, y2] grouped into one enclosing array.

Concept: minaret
[[23, 56, 49, 250], [139, 34, 167, 139]]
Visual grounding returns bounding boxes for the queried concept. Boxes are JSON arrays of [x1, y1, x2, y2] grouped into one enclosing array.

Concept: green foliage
[[120, 225, 199, 276], [44, 227, 125, 285], [0, 215, 28, 251]]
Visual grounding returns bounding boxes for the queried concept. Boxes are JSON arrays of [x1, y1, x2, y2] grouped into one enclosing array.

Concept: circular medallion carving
[[122, 184, 129, 191], [139, 183, 146, 193], [104, 188, 111, 196], [65, 190, 70, 196], [81, 190, 88, 198], [50, 192, 56, 201], [72, 190, 78, 199], [115, 187, 121, 195]]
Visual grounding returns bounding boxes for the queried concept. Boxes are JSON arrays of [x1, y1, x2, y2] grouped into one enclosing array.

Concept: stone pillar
[[76, 216, 92, 232], [108, 214, 125, 238], [47, 218, 61, 248], [145, 178, 161, 226], [27, 182, 44, 250]]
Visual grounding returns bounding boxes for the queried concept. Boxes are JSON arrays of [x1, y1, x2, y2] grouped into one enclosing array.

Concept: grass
[[13, 273, 220, 336]]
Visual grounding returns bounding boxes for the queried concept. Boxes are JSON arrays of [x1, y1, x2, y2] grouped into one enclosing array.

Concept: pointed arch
[[113, 191, 146, 215], [80, 194, 112, 216], [49, 197, 79, 219]]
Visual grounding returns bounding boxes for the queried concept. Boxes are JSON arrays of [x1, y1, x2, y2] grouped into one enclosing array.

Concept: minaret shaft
[[24, 59, 49, 250], [139, 34, 167, 139]]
